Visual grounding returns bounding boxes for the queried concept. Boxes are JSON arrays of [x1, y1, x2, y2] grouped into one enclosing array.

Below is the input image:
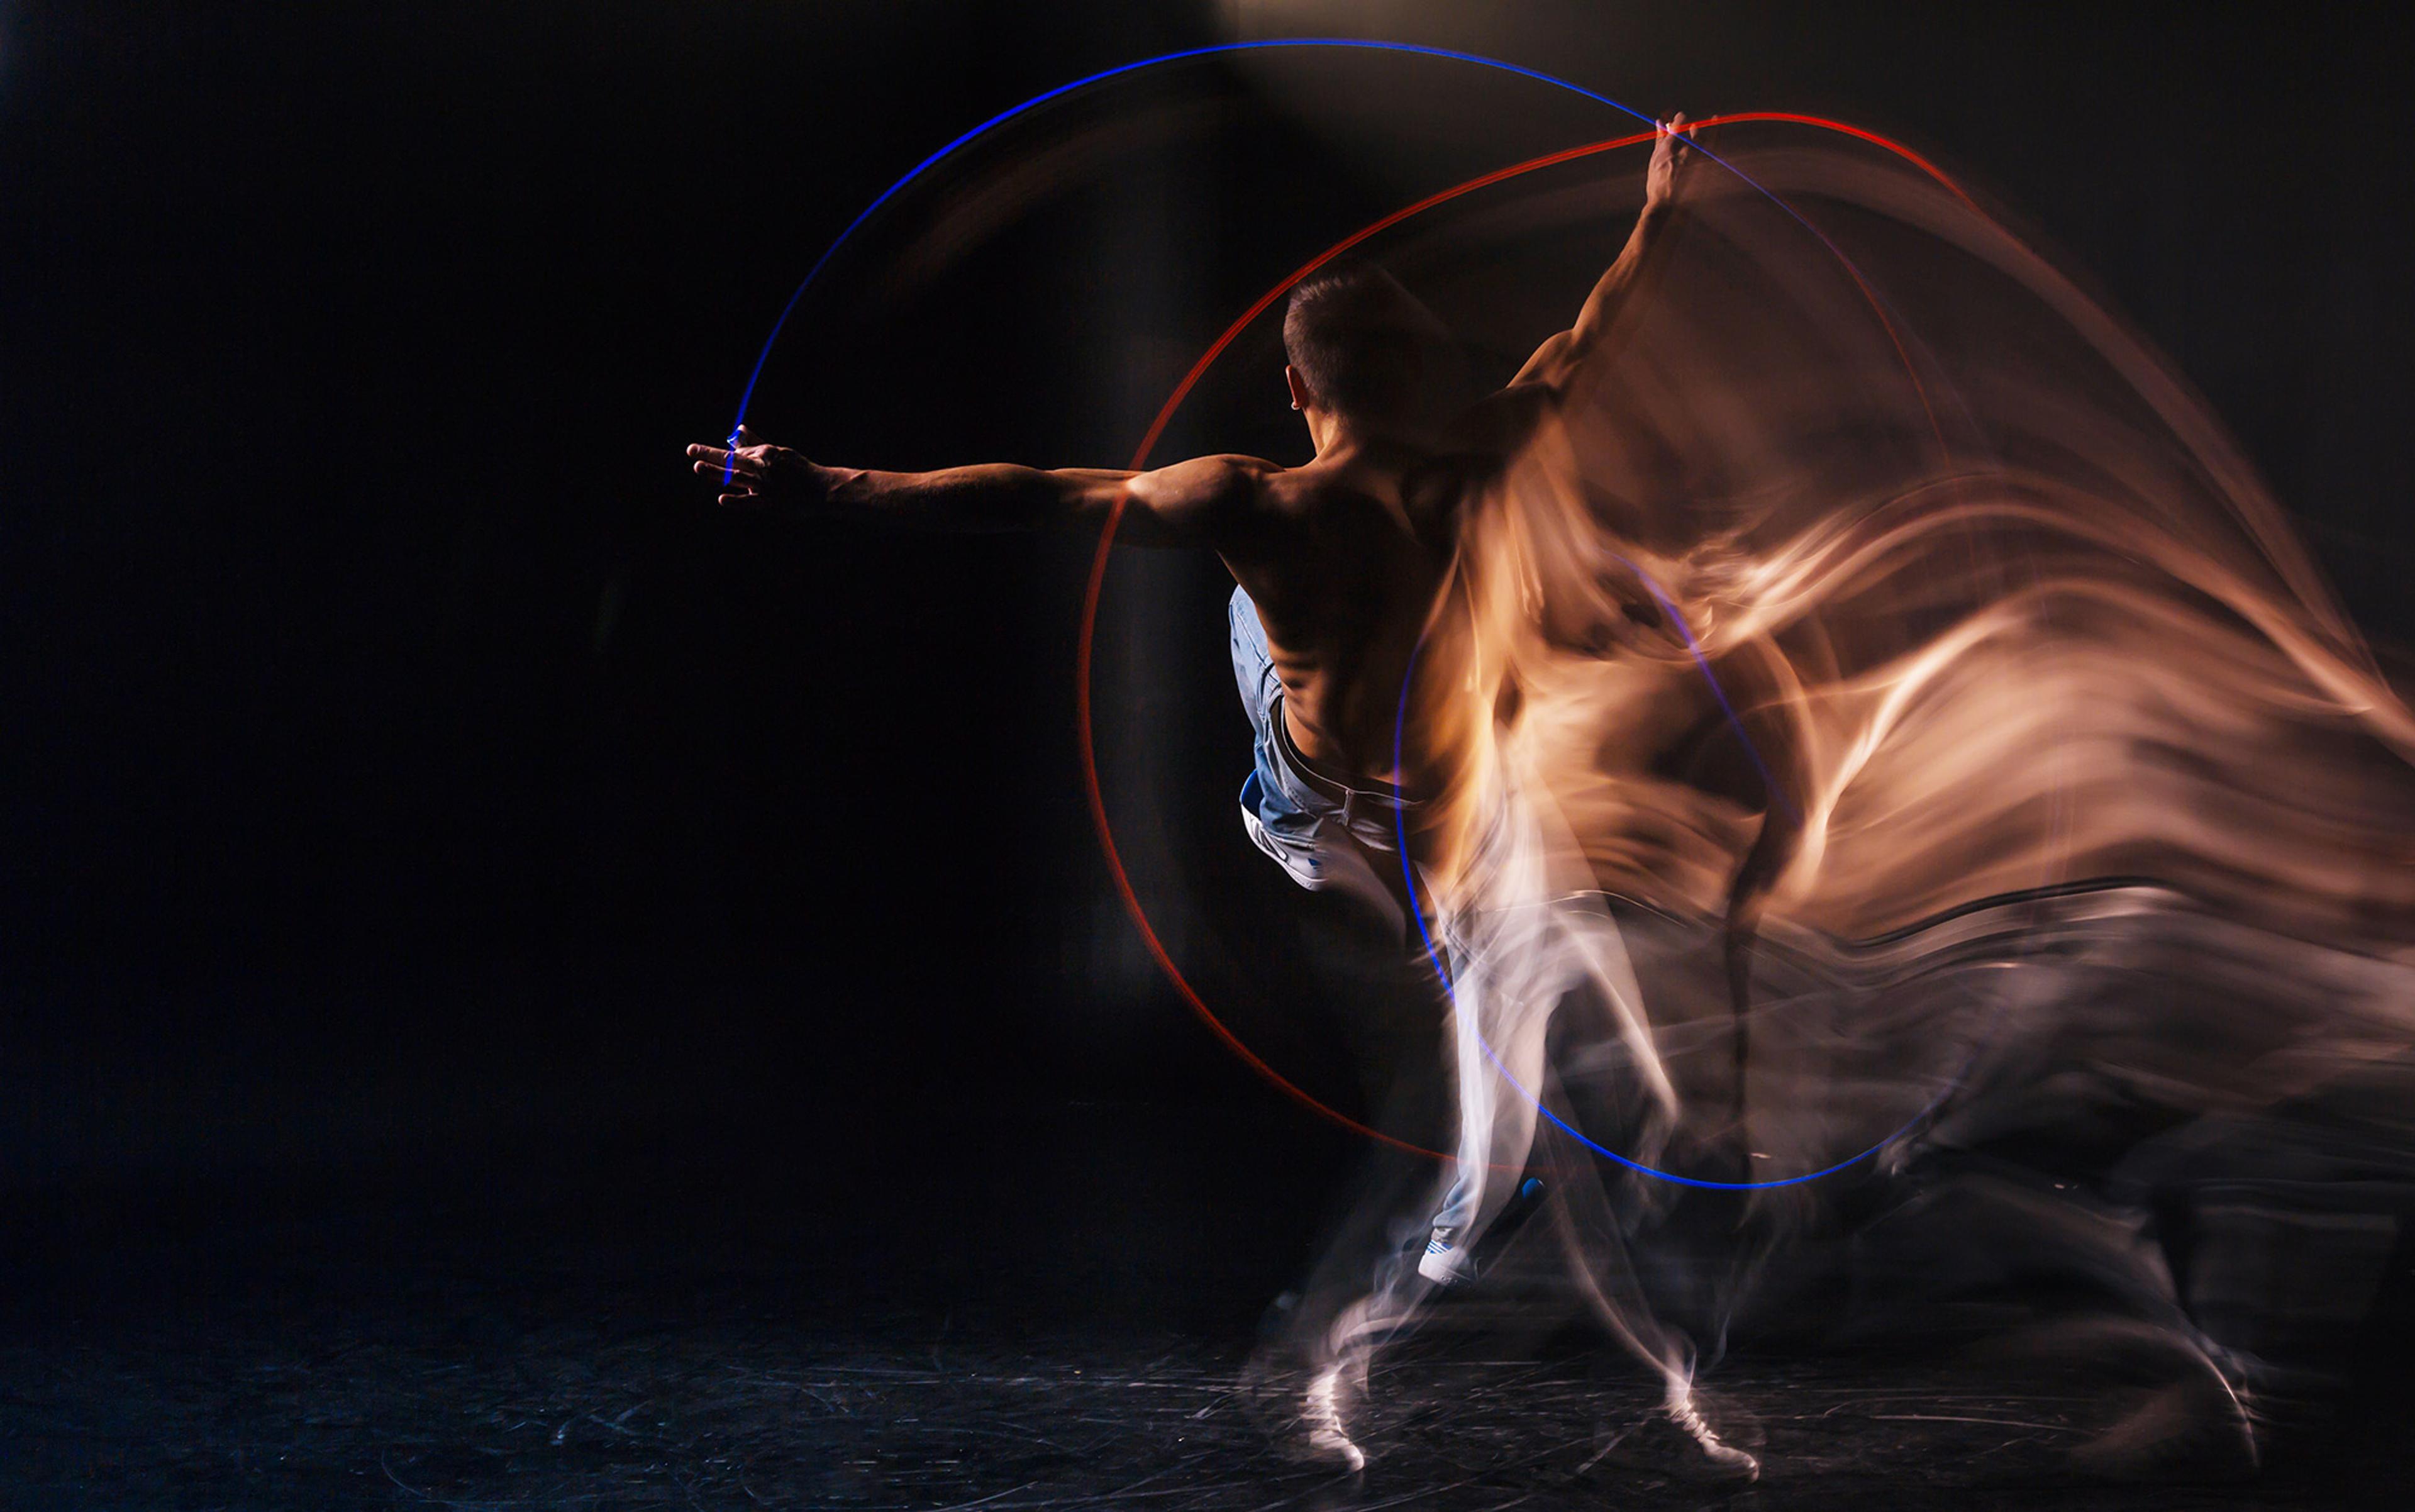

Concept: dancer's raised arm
[[1509, 113, 1696, 394], [687, 427, 1279, 548]]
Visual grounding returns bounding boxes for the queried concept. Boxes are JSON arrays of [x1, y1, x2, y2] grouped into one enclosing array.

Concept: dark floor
[[2, 1103, 2406, 1509]]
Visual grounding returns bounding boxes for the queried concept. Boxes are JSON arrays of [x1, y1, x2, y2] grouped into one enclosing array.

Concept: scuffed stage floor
[[6, 1322, 2326, 1509], [3, 1104, 2404, 1508]]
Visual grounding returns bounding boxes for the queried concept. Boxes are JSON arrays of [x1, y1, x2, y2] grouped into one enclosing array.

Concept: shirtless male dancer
[[688, 117, 1757, 1479]]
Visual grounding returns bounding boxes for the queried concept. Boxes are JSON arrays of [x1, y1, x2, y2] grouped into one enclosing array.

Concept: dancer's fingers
[[692, 458, 758, 479], [690, 447, 762, 477]]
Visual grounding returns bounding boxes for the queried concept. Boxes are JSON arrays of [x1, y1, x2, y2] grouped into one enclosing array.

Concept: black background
[[8, 0, 2413, 1191]]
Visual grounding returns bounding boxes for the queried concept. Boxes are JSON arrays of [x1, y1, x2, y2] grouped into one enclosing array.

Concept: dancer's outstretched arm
[[1509, 112, 1696, 394], [687, 428, 1278, 548]]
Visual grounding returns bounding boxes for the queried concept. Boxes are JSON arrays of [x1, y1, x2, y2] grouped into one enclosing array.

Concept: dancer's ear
[[1284, 364, 1312, 413]]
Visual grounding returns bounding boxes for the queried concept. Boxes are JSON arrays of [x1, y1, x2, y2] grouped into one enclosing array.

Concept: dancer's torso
[[1219, 445, 1465, 790]]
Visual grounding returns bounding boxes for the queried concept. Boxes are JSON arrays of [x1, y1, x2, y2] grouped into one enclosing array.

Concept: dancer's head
[[1283, 260, 1470, 443]]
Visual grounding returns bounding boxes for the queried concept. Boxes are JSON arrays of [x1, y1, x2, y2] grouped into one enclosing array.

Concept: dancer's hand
[[1646, 112, 1695, 211], [686, 426, 834, 514]]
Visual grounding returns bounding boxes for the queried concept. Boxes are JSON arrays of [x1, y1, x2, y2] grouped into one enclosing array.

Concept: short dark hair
[[1282, 260, 1465, 424]]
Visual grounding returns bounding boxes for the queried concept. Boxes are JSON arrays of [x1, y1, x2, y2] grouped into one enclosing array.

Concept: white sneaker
[[1416, 1226, 1477, 1286]]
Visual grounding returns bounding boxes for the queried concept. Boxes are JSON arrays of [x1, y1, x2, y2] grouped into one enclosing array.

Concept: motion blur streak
[[1099, 111, 1947, 1167], [1262, 123, 2415, 1472]]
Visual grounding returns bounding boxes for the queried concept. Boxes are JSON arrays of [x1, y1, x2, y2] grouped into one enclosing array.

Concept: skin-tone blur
[[689, 114, 2415, 1477]]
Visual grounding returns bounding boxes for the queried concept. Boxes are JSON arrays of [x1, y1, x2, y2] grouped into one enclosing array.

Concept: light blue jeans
[[1228, 585, 1417, 926]]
